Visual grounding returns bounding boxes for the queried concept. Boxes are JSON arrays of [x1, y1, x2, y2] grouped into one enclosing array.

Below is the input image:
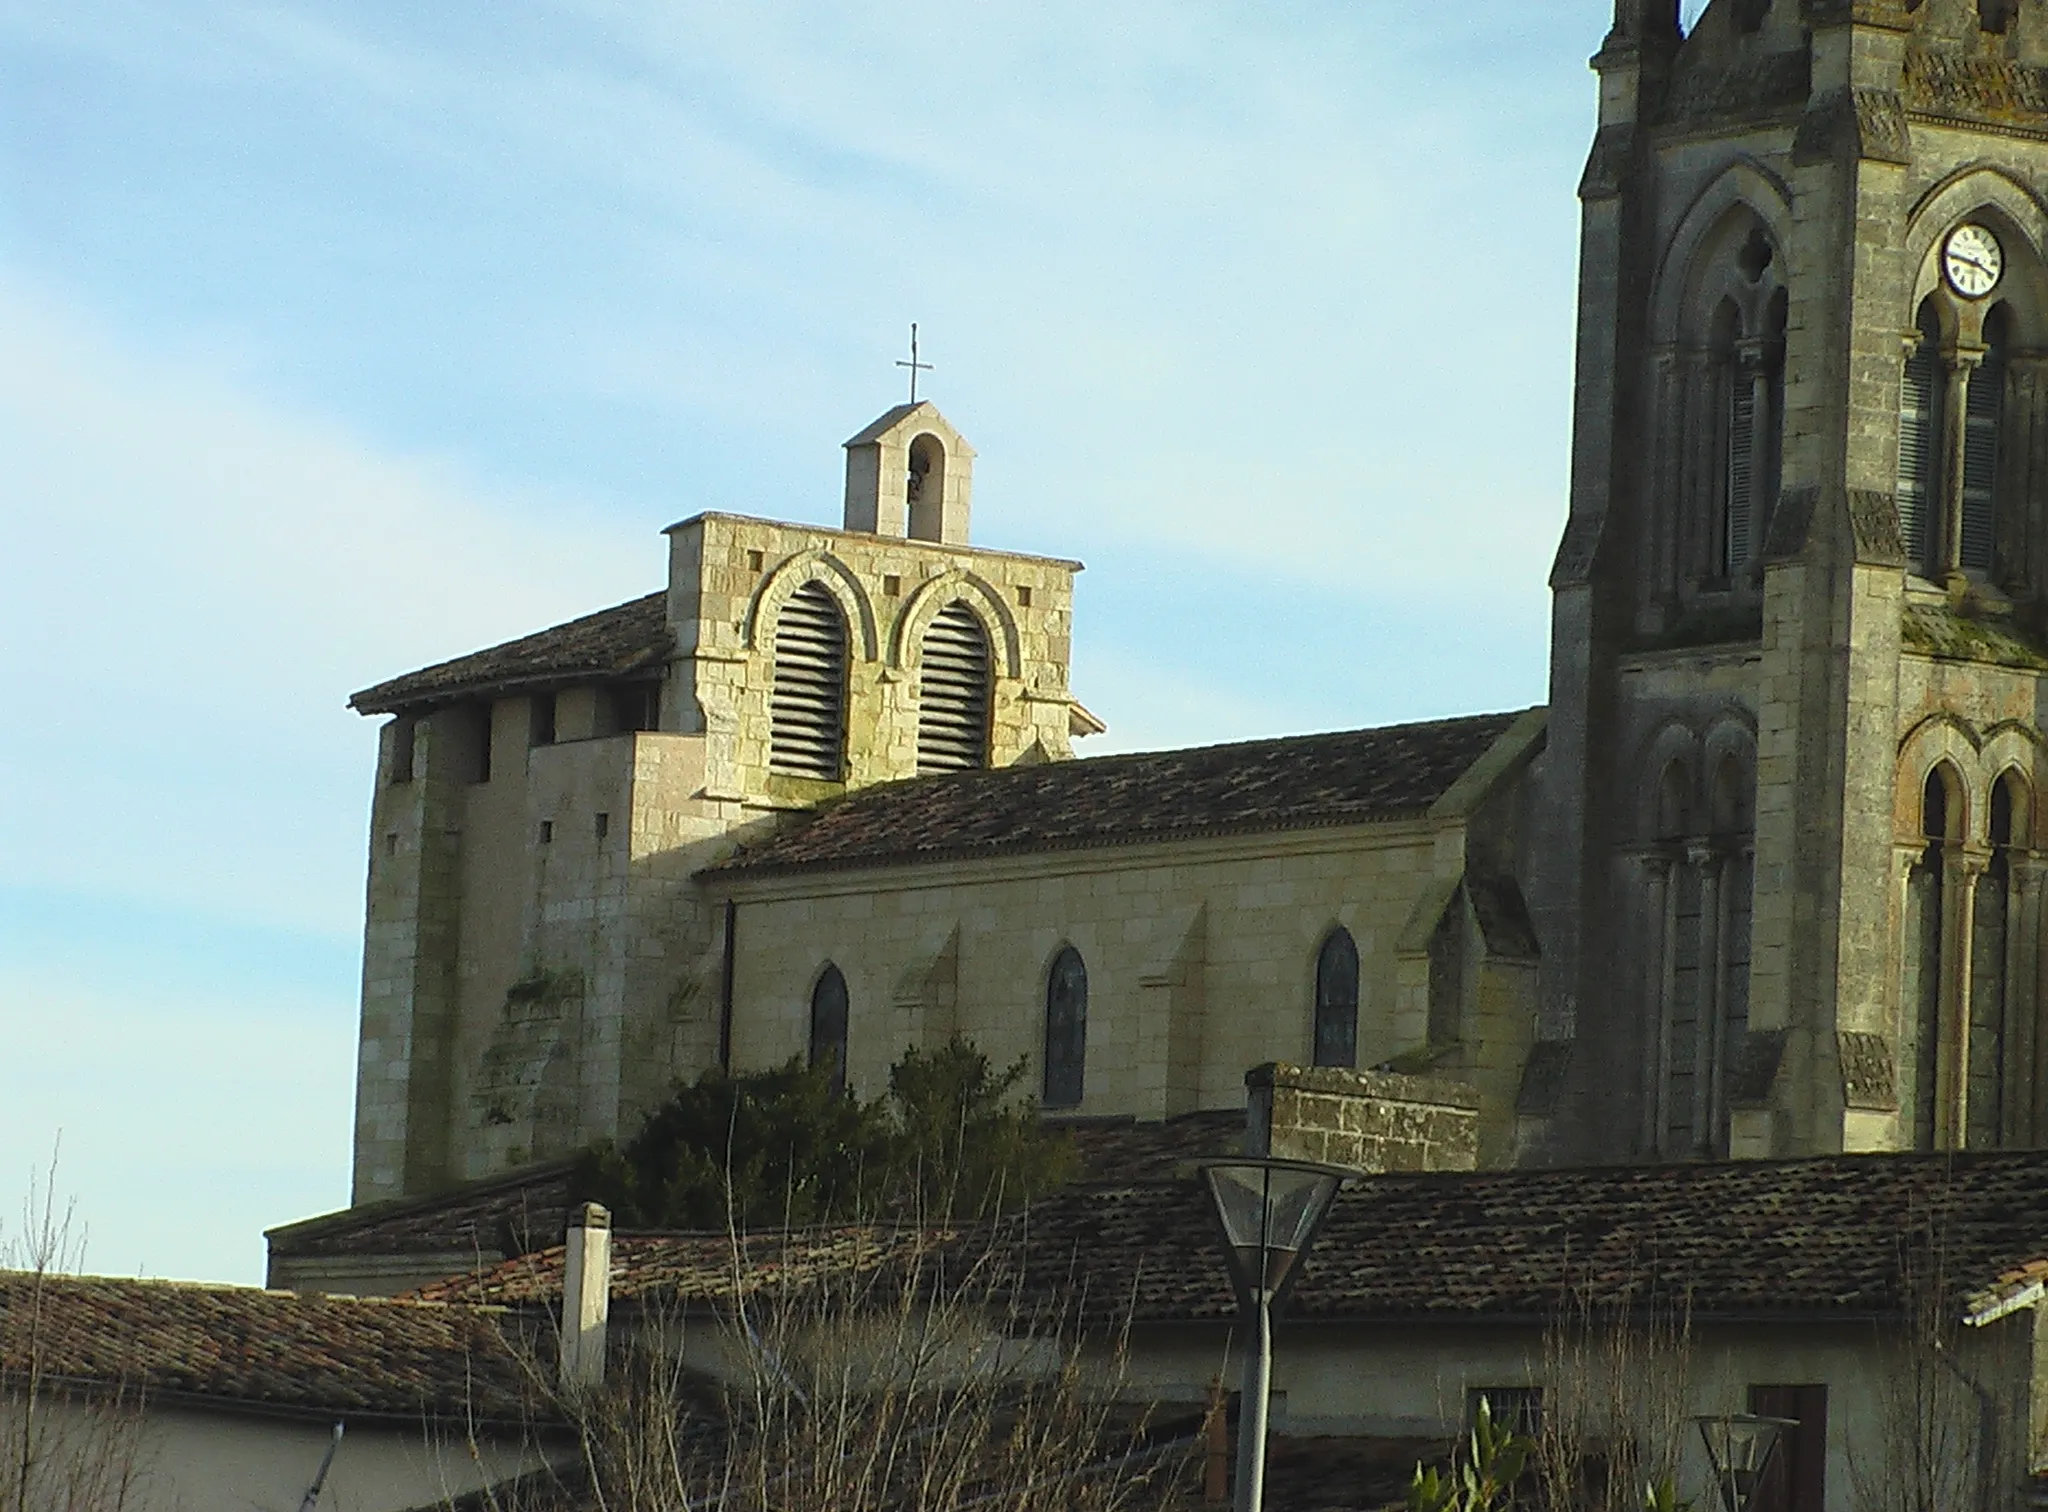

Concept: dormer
[[842, 402, 976, 545]]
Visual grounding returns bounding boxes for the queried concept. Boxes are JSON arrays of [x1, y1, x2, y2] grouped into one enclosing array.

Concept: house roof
[[404, 1151, 2048, 1330], [350, 592, 670, 715], [705, 711, 1533, 878], [0, 1271, 548, 1425], [267, 1158, 580, 1261], [267, 1116, 1240, 1269]]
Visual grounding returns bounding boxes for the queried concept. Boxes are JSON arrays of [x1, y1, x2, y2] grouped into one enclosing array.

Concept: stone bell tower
[[1529, 0, 2048, 1165]]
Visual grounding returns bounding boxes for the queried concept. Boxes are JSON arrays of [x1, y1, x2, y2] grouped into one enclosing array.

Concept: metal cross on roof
[[896, 322, 934, 403]]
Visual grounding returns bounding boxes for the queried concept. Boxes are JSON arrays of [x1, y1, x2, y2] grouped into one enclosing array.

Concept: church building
[[345, 0, 2048, 1211]]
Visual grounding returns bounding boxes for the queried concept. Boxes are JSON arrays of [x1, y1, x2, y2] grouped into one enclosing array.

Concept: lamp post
[[1199, 1158, 1349, 1512], [1694, 1412, 1797, 1512]]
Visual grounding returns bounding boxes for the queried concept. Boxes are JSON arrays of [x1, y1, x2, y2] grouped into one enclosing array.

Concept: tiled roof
[[351, 593, 670, 715], [410, 1225, 959, 1309], [267, 1159, 579, 1260], [1009, 1150, 2048, 1326], [269, 1116, 1244, 1272], [1064, 1112, 1245, 1183], [410, 1151, 2048, 1330], [706, 712, 1533, 877], [0, 1272, 547, 1424]]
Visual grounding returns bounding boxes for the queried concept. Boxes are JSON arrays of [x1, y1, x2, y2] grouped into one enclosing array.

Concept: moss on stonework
[[503, 967, 584, 1012], [1625, 603, 1764, 654], [1901, 604, 2048, 671], [1377, 1041, 1465, 1077]]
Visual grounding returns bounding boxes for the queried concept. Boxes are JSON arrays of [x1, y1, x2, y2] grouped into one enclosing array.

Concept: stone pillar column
[[1691, 840, 1725, 1155], [2010, 852, 2046, 1144], [1940, 345, 1988, 582], [1677, 350, 1716, 592], [1943, 846, 1990, 1148], [1647, 345, 1682, 605], [1644, 851, 1676, 1155]]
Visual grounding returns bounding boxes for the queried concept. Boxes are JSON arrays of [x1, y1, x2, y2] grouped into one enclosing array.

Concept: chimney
[[559, 1202, 612, 1391]]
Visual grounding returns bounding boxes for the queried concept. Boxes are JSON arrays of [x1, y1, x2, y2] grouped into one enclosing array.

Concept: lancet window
[[809, 964, 850, 1097], [1900, 761, 2041, 1150], [1645, 217, 1785, 609], [1312, 927, 1359, 1069], [1043, 946, 1088, 1110], [1897, 297, 2018, 581], [770, 582, 850, 780], [1642, 739, 1757, 1159], [1891, 205, 2048, 597]]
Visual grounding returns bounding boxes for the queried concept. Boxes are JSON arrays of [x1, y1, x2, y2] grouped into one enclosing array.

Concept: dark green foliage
[[578, 1037, 1078, 1230], [885, 1037, 1079, 1219], [578, 1059, 890, 1230]]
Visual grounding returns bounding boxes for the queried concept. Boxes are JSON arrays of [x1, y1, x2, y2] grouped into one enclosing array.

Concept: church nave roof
[[707, 709, 1540, 877]]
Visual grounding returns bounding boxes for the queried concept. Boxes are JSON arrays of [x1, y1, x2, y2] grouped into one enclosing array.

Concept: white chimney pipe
[[559, 1202, 612, 1392]]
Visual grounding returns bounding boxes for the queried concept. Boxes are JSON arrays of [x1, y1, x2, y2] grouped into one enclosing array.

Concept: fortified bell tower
[[1530, 0, 2048, 1164]]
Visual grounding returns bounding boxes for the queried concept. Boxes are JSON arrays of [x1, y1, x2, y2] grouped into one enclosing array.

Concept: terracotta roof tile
[[351, 593, 670, 715], [409, 1152, 2048, 1331], [1010, 1151, 2048, 1326], [268, 1159, 578, 1260], [0, 1272, 547, 1424], [1063, 1112, 1245, 1183], [706, 713, 1529, 877]]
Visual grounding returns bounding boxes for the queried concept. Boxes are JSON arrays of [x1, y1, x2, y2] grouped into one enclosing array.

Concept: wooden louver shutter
[[1726, 377, 1755, 573], [1961, 346, 2004, 574], [916, 601, 992, 774], [1897, 324, 1941, 570], [770, 582, 848, 780]]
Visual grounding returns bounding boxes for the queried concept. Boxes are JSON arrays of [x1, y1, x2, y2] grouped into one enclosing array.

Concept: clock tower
[[1528, 0, 2048, 1163]]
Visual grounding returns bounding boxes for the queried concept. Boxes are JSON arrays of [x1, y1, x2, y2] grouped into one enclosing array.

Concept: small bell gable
[[842, 401, 976, 545]]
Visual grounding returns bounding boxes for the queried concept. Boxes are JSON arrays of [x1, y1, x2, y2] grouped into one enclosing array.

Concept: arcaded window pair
[[769, 583, 994, 780]]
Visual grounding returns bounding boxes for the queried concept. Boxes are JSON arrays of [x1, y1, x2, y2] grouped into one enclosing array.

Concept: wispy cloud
[[0, 272, 651, 938], [1, 0, 1605, 1277]]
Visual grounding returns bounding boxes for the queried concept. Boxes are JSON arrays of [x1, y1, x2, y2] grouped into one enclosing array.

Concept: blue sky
[[2, 0, 1614, 1282]]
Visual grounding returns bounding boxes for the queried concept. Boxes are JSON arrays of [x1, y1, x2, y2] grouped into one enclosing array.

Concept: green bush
[[577, 1037, 1077, 1229]]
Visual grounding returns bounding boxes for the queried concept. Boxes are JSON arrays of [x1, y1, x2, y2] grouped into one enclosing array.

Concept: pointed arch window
[[1312, 928, 1359, 1068], [770, 582, 849, 780], [1043, 946, 1087, 1110], [1966, 773, 2024, 1146], [1904, 767, 1958, 1149], [1706, 286, 1783, 580], [917, 601, 993, 774], [809, 964, 850, 1097]]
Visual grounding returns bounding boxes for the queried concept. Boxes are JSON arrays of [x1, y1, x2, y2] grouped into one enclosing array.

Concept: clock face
[[1945, 224, 2004, 299]]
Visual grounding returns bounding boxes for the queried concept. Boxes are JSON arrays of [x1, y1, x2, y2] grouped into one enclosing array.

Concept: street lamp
[[1199, 1158, 1350, 1512], [1694, 1412, 1797, 1512]]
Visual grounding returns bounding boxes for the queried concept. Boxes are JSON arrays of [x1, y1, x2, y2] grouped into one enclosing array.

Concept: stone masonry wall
[[666, 513, 1084, 807], [1246, 1063, 1479, 1174]]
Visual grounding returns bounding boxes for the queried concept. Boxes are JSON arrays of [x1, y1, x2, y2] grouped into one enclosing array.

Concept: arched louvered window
[[1312, 928, 1359, 1069], [770, 582, 849, 780], [809, 964, 849, 1097], [917, 602, 992, 773], [1961, 304, 2010, 575], [1898, 301, 1943, 573], [1043, 946, 1087, 1110]]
